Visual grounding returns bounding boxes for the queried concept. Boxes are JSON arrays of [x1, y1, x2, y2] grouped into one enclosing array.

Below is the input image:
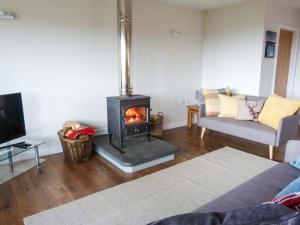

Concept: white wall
[[133, 0, 203, 128], [260, 0, 300, 98], [0, 0, 203, 156], [202, 0, 266, 95]]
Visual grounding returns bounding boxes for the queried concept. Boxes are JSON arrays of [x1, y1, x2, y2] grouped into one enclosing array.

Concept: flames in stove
[[125, 107, 146, 125]]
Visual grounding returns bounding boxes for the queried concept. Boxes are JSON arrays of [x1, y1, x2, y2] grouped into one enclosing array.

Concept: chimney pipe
[[118, 0, 133, 96]]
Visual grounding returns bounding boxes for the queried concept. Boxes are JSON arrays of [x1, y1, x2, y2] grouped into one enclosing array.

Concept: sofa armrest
[[199, 103, 206, 118], [276, 114, 300, 146], [284, 140, 300, 162]]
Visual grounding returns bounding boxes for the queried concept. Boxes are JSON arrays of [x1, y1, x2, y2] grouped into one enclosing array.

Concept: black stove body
[[107, 95, 151, 152]]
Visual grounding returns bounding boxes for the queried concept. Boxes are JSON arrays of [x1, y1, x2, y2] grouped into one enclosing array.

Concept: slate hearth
[[94, 135, 178, 173]]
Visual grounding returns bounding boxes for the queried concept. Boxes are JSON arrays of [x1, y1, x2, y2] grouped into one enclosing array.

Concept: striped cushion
[[267, 193, 300, 211], [202, 88, 226, 116]]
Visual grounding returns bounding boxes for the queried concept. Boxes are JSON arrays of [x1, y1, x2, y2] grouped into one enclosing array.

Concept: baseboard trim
[[95, 128, 108, 136], [163, 121, 186, 130]]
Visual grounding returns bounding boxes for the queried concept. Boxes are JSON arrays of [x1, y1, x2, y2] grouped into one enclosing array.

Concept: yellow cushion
[[258, 94, 300, 129], [218, 94, 246, 118]]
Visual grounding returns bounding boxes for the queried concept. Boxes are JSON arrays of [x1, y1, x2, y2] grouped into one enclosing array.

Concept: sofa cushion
[[235, 100, 265, 121], [202, 89, 227, 116], [199, 116, 277, 146], [258, 94, 300, 130], [270, 192, 300, 211], [275, 177, 300, 198], [195, 163, 300, 213], [218, 94, 245, 118]]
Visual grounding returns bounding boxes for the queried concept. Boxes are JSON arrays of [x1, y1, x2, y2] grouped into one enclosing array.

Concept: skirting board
[[98, 149, 175, 173], [163, 121, 186, 130]]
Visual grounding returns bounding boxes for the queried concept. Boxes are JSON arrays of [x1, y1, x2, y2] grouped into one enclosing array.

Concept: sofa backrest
[[246, 95, 268, 102], [196, 90, 269, 117], [196, 89, 268, 105]]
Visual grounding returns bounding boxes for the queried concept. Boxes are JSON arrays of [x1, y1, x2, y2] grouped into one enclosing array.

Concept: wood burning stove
[[107, 95, 151, 152]]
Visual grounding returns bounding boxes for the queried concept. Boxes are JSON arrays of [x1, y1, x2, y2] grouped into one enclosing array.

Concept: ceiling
[[152, 0, 252, 10]]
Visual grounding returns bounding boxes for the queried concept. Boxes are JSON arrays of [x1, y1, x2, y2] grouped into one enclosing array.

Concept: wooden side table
[[187, 105, 199, 128]]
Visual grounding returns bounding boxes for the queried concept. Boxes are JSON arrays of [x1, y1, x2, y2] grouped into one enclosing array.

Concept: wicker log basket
[[150, 112, 164, 137], [58, 130, 92, 164], [58, 121, 95, 164]]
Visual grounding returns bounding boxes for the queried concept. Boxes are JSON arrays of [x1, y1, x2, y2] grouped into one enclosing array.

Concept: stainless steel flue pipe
[[117, 0, 133, 96]]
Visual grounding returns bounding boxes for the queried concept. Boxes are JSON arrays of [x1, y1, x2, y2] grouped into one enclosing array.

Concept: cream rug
[[24, 147, 277, 225], [0, 158, 46, 183]]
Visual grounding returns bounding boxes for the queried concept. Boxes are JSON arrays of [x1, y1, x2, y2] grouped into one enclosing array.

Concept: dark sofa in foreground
[[194, 140, 300, 213], [149, 141, 300, 225]]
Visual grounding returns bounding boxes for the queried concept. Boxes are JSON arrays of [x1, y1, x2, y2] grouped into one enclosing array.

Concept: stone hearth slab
[[93, 135, 178, 173]]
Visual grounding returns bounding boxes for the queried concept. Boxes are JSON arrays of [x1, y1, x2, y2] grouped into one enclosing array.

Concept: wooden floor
[[0, 126, 287, 225]]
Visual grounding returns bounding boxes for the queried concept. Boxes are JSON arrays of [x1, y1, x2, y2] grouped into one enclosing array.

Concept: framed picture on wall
[[265, 42, 276, 58], [266, 31, 277, 43], [265, 31, 277, 58]]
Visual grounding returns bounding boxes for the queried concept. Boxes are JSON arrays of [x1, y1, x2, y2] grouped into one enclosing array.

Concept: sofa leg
[[269, 145, 274, 160], [201, 128, 206, 139]]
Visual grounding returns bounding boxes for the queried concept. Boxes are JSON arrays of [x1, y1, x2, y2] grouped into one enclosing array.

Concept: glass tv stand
[[0, 139, 45, 173]]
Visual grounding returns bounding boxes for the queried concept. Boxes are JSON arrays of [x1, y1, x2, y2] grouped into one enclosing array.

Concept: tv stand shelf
[[0, 139, 45, 173]]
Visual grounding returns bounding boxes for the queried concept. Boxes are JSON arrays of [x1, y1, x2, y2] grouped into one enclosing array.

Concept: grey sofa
[[198, 95, 300, 160], [194, 140, 300, 213]]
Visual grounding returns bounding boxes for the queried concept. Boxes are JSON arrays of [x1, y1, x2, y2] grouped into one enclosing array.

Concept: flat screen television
[[0, 93, 26, 145]]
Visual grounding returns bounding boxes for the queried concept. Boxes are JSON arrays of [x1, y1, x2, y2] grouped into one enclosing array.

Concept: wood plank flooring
[[0, 126, 287, 225]]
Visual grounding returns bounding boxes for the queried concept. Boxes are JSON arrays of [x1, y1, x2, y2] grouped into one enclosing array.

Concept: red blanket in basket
[[67, 128, 96, 140]]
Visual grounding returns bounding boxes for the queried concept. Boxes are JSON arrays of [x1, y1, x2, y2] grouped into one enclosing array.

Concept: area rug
[[24, 147, 277, 225], [0, 158, 46, 184]]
